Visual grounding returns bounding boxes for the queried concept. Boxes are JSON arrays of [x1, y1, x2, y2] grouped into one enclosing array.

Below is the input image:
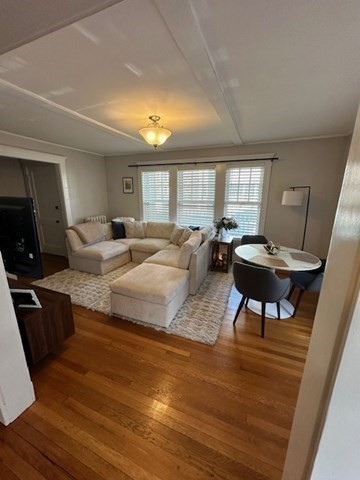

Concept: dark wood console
[[9, 280, 75, 365]]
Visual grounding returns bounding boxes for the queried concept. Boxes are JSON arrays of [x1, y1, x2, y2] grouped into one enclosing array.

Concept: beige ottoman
[[110, 263, 189, 327]]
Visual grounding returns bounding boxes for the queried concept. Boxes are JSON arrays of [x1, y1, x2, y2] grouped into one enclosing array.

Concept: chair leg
[[287, 284, 295, 301], [293, 289, 305, 317], [276, 302, 281, 320], [233, 295, 246, 324], [261, 303, 266, 338]]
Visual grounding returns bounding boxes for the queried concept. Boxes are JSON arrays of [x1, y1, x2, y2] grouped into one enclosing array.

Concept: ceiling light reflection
[[124, 63, 143, 77]]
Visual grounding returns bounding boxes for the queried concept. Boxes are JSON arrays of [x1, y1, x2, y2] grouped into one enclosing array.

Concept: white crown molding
[[0, 129, 103, 157], [0, 79, 143, 144]]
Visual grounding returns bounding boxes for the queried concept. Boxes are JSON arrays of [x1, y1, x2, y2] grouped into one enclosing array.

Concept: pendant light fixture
[[139, 115, 171, 148]]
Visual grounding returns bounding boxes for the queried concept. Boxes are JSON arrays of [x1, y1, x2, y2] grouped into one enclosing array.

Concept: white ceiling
[[0, 0, 359, 156]]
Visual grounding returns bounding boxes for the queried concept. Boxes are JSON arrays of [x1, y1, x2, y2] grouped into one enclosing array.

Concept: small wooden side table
[[9, 280, 75, 365], [211, 235, 234, 273]]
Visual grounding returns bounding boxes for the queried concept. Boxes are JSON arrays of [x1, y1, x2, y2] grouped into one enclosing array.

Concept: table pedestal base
[[245, 298, 294, 319]]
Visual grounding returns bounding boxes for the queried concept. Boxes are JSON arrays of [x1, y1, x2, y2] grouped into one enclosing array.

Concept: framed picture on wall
[[122, 177, 134, 194]]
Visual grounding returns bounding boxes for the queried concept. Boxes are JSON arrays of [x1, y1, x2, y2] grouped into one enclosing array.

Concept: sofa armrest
[[188, 238, 212, 294]]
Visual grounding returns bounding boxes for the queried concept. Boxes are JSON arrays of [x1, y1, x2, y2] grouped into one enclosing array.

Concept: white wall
[[0, 156, 27, 196], [282, 107, 360, 479], [0, 132, 109, 225], [0, 253, 35, 425], [106, 136, 349, 257]]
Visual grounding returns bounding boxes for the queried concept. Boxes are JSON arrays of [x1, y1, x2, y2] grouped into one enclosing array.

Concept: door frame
[[23, 162, 67, 255], [0, 145, 72, 226]]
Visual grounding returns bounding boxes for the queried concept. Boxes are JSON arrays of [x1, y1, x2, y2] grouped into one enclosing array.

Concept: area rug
[[33, 263, 234, 345]]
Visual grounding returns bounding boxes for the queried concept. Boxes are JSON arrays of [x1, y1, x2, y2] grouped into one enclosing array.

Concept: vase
[[219, 228, 228, 240]]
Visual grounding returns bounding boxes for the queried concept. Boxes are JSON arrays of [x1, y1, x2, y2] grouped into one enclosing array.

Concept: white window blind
[[141, 170, 169, 222], [177, 168, 215, 226], [224, 165, 265, 236]]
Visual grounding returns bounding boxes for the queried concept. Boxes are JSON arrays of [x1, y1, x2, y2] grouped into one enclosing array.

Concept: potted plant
[[214, 216, 238, 239]]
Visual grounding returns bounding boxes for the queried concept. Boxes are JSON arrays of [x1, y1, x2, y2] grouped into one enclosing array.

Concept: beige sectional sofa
[[65, 219, 215, 327]]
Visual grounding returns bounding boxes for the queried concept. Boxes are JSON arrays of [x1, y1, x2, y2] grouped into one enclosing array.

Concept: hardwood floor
[[0, 255, 318, 479]]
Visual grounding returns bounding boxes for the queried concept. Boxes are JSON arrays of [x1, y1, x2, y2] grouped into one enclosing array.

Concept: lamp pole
[[289, 185, 311, 250]]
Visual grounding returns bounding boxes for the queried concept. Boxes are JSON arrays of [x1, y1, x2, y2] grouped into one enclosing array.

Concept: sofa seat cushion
[[130, 238, 170, 253], [114, 238, 140, 247], [111, 263, 189, 306], [144, 249, 180, 268], [73, 240, 129, 261]]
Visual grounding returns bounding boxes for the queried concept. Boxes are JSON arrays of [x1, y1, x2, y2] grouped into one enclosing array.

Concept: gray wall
[[106, 136, 350, 257], [0, 156, 27, 196], [0, 132, 109, 225]]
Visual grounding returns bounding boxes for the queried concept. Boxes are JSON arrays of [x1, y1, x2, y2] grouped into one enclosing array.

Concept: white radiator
[[84, 215, 107, 224]]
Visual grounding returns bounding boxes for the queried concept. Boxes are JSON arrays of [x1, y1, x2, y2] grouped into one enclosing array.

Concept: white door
[[23, 162, 66, 256]]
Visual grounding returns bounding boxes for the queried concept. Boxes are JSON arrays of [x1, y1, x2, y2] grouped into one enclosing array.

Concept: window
[[139, 159, 271, 230], [224, 165, 265, 236], [177, 168, 216, 226], [141, 170, 169, 222]]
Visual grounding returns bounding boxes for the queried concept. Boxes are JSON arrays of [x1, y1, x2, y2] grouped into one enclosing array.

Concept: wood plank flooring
[[0, 255, 318, 479]]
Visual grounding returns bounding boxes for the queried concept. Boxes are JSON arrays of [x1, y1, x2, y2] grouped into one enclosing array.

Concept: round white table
[[234, 244, 321, 319]]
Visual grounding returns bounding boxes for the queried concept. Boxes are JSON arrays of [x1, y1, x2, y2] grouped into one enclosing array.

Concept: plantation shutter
[[141, 170, 169, 222], [224, 165, 265, 236], [177, 168, 215, 227]]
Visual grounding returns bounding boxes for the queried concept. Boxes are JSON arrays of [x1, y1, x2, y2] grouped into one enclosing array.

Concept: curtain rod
[[128, 156, 279, 168]]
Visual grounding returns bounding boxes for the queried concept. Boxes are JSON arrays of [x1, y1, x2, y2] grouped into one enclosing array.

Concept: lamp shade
[[139, 115, 171, 148], [139, 126, 171, 147], [282, 190, 304, 206]]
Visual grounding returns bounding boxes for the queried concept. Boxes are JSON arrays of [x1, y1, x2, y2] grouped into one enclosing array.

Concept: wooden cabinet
[[9, 280, 75, 365], [211, 235, 234, 273]]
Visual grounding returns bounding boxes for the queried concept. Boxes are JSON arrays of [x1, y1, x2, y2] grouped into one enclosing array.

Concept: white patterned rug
[[33, 263, 234, 345]]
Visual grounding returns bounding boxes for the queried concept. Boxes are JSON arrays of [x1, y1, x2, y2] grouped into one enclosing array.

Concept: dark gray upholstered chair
[[239, 235, 269, 307], [240, 235, 268, 245], [288, 259, 326, 317], [232, 261, 291, 338]]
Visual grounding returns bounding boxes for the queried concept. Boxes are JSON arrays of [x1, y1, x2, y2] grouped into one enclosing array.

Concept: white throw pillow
[[200, 226, 214, 243], [124, 220, 146, 238], [170, 225, 185, 245], [178, 231, 202, 269], [177, 228, 192, 247]]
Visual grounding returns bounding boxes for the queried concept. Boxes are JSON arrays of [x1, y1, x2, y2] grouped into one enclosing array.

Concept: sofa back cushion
[[178, 231, 202, 269], [103, 222, 113, 240], [124, 220, 146, 238], [146, 221, 175, 239], [70, 222, 105, 245], [66, 229, 84, 252], [112, 216, 135, 222]]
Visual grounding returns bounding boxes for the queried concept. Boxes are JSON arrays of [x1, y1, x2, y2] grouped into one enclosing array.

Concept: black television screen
[[0, 196, 43, 278]]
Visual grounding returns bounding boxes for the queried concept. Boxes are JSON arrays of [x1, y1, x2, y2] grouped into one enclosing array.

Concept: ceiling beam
[[0, 0, 125, 55], [153, 0, 244, 145]]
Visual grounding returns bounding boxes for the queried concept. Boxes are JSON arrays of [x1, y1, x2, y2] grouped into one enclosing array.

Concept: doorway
[[22, 161, 66, 256]]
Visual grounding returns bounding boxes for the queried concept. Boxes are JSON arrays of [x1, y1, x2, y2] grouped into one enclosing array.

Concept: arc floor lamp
[[282, 185, 311, 250]]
